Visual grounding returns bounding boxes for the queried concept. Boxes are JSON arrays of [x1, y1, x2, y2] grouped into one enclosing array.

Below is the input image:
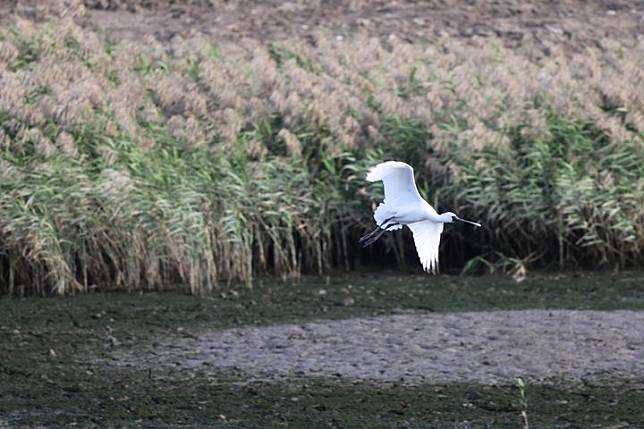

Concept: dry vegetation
[[0, 9, 643, 295]]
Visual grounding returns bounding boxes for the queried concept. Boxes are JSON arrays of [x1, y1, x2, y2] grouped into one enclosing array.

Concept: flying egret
[[360, 161, 481, 273]]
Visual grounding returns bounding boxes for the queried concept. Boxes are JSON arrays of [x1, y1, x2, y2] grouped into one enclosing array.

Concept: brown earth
[[3, 0, 643, 53]]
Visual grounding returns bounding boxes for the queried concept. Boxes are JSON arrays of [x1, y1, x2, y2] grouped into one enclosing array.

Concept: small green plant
[[516, 377, 529, 429], [12, 39, 40, 70], [267, 43, 321, 74], [461, 251, 529, 280]]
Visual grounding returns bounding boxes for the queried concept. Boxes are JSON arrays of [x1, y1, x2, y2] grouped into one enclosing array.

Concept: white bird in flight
[[360, 161, 481, 273]]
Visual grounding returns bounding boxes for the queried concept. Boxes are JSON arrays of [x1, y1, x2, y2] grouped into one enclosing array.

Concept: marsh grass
[[516, 377, 530, 429], [0, 17, 642, 294]]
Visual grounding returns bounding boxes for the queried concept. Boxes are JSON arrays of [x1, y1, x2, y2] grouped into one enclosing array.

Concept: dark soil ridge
[[118, 309, 644, 384]]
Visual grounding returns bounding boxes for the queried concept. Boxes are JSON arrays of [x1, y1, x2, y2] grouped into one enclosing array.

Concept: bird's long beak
[[455, 216, 482, 228]]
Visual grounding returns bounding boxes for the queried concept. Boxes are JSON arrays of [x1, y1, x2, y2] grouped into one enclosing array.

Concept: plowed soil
[[4, 0, 644, 53]]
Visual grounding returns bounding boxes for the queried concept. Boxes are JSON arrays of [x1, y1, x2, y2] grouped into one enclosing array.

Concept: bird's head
[[442, 212, 458, 223], [442, 212, 482, 228]]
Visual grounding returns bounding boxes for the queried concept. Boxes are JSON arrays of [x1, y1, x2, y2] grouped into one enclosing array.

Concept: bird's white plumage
[[407, 220, 443, 273]]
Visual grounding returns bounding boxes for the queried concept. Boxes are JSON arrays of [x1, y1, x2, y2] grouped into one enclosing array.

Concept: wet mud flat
[[142, 310, 644, 385]]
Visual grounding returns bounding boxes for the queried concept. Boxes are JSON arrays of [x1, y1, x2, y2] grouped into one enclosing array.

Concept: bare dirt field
[[3, 0, 644, 54]]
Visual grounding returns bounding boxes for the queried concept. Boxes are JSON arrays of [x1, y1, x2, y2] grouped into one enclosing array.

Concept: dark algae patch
[[1, 272, 644, 427], [3, 374, 644, 428]]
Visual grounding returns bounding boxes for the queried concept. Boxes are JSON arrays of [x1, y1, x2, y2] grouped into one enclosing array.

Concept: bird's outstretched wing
[[407, 220, 444, 273], [366, 161, 422, 203]]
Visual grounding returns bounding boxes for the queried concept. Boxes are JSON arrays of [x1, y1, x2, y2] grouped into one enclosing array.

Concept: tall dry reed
[[0, 17, 642, 294]]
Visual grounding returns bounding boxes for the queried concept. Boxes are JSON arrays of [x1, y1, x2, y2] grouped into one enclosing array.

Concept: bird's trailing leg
[[359, 216, 394, 245], [359, 225, 381, 246], [360, 228, 388, 247], [359, 217, 399, 248]]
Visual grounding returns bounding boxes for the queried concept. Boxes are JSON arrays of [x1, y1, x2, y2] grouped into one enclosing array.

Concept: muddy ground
[[3, 0, 644, 54], [2, 273, 644, 427], [141, 310, 644, 385]]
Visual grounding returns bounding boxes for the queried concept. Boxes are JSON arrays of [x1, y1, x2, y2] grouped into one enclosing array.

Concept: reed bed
[[0, 17, 642, 295]]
